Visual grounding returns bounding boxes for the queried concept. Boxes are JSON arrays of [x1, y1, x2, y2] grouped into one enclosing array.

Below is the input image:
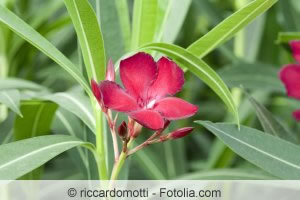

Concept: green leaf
[[178, 169, 276, 180], [141, 43, 239, 125], [197, 121, 300, 179], [0, 78, 45, 91], [218, 62, 284, 93], [14, 101, 58, 141], [97, 0, 125, 61], [277, 32, 300, 44], [245, 92, 298, 143], [42, 91, 95, 133], [187, 0, 278, 58], [0, 135, 94, 180], [0, 90, 22, 117], [0, 113, 14, 144], [115, 0, 131, 52], [0, 5, 91, 95], [53, 109, 92, 179], [14, 100, 57, 180], [134, 149, 167, 179], [131, 0, 158, 50], [156, 0, 191, 43], [64, 0, 106, 81]]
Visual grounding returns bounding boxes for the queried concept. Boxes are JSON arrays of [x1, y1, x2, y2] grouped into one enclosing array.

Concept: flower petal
[[99, 81, 139, 112], [290, 40, 300, 63], [106, 59, 115, 81], [148, 57, 184, 99], [91, 79, 102, 103], [153, 97, 198, 120], [279, 64, 300, 100], [129, 109, 164, 130], [293, 110, 300, 121], [120, 52, 157, 101]]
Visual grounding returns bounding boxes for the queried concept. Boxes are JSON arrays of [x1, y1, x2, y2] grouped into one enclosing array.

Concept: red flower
[[279, 40, 300, 121], [92, 52, 198, 130]]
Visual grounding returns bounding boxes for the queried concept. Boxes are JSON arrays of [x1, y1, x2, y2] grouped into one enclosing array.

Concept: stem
[[106, 110, 119, 162], [127, 130, 162, 155], [110, 138, 134, 180], [93, 101, 108, 180], [0, 48, 8, 122]]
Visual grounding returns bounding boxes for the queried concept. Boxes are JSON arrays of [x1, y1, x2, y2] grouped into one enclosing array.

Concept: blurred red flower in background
[[279, 40, 300, 121]]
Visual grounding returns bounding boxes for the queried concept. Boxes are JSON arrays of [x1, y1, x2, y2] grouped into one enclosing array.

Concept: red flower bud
[[118, 121, 127, 139], [106, 59, 115, 81], [170, 127, 194, 139]]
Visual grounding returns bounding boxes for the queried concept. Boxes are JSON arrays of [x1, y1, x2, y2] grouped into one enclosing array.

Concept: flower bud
[[106, 59, 115, 81], [170, 127, 194, 139], [118, 121, 128, 139]]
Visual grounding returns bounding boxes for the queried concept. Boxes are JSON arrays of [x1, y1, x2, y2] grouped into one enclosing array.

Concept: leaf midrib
[[204, 123, 300, 170], [0, 141, 83, 171]]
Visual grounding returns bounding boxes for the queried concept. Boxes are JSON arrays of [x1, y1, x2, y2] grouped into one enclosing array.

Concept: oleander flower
[[279, 40, 300, 121], [91, 52, 198, 130]]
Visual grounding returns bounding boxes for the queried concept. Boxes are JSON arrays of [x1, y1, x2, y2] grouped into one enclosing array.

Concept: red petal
[[153, 97, 198, 120], [148, 57, 184, 99], [279, 65, 300, 100], [91, 79, 102, 104], [99, 81, 139, 112], [293, 110, 300, 121], [129, 109, 164, 130], [120, 52, 157, 101], [106, 59, 115, 81], [290, 40, 300, 63]]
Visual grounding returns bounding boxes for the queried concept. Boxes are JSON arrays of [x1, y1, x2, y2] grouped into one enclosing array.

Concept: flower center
[[146, 99, 156, 109]]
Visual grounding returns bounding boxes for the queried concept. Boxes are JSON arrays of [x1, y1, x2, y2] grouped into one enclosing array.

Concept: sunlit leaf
[[187, 0, 278, 58], [64, 0, 106, 81], [131, 0, 158, 50], [277, 32, 300, 44]]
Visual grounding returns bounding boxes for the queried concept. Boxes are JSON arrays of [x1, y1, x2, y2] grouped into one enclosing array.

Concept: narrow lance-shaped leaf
[[14, 101, 58, 141], [277, 32, 300, 44], [42, 91, 96, 133], [53, 109, 92, 179], [156, 0, 192, 43], [0, 135, 95, 180], [97, 0, 124, 61], [141, 43, 239, 126], [0, 78, 45, 91], [0, 6, 91, 96], [64, 0, 106, 81], [14, 100, 58, 179], [0, 90, 22, 117], [187, 0, 278, 58], [115, 0, 131, 52], [245, 92, 298, 144], [198, 121, 300, 179], [131, 0, 158, 50], [218, 62, 285, 93]]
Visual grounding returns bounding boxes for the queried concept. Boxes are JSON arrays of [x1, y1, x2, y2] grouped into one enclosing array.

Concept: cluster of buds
[[91, 53, 198, 160]]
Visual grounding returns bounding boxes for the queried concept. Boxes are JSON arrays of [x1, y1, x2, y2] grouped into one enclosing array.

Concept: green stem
[[110, 138, 134, 180], [0, 51, 8, 122], [93, 101, 108, 180]]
